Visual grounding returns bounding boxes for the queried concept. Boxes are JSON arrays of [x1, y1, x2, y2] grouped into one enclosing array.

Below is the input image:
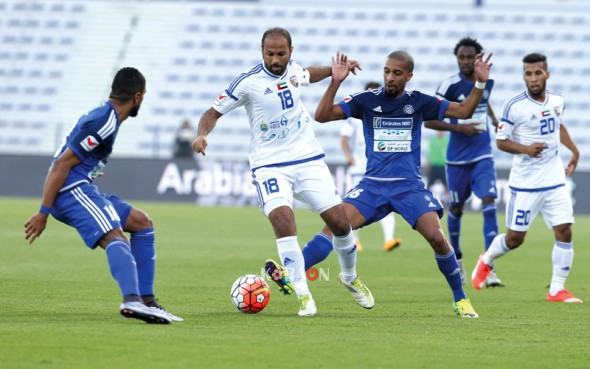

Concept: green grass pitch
[[1, 196, 588, 369]]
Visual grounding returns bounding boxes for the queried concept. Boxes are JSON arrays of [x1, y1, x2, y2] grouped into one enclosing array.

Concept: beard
[[129, 104, 141, 117]]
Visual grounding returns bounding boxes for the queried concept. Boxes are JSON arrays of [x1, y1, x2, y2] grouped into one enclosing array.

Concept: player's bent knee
[[320, 205, 351, 236], [554, 223, 572, 242], [505, 233, 524, 249], [126, 208, 153, 232], [98, 228, 128, 249]]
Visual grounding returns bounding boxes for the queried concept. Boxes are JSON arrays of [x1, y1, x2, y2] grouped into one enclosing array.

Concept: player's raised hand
[[474, 52, 493, 82], [331, 52, 350, 83], [24, 213, 48, 245], [192, 135, 207, 156], [347, 59, 362, 76]]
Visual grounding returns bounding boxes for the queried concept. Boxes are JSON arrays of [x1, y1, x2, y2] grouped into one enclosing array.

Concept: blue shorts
[[51, 183, 133, 248], [446, 158, 497, 206], [344, 178, 443, 228]]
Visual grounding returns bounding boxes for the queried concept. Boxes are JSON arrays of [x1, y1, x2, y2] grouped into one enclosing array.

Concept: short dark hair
[[109, 67, 145, 101], [453, 37, 483, 55], [261, 27, 292, 48], [365, 81, 380, 90], [522, 52, 547, 65], [387, 50, 414, 72]]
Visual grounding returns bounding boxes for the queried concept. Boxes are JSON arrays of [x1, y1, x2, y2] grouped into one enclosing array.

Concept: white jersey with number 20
[[497, 90, 566, 190]]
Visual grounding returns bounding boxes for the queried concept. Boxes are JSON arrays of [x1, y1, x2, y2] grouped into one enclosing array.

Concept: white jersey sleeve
[[212, 71, 252, 115]]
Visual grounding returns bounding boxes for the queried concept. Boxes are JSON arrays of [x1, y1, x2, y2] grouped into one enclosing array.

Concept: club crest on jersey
[[403, 105, 414, 114], [289, 75, 299, 88], [277, 81, 288, 91], [260, 123, 269, 132], [80, 135, 99, 152]]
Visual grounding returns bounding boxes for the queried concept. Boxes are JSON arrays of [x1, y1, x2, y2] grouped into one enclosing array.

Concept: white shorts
[[252, 159, 341, 216], [505, 185, 574, 232]]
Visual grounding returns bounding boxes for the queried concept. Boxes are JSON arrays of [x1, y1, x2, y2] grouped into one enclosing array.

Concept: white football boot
[[120, 301, 171, 324]]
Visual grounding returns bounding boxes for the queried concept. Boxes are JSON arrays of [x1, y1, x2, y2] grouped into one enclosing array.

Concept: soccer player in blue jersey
[[24, 67, 181, 324], [424, 38, 503, 287], [302, 51, 493, 318]]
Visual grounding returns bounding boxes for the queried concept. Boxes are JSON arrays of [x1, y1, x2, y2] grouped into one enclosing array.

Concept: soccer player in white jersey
[[471, 53, 582, 303], [192, 28, 374, 316], [341, 81, 402, 252]]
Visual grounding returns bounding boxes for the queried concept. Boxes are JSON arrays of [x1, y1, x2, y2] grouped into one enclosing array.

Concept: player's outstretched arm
[[445, 52, 493, 119], [315, 52, 349, 122], [496, 138, 545, 158], [424, 120, 480, 136], [24, 149, 81, 244], [192, 108, 222, 156], [560, 123, 579, 176]]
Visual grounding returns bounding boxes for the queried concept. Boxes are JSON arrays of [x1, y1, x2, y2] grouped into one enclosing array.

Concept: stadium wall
[[1, 154, 585, 214], [1, 0, 590, 170]]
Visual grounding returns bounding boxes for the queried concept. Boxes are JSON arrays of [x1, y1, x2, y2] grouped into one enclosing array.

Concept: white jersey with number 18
[[212, 60, 324, 169]]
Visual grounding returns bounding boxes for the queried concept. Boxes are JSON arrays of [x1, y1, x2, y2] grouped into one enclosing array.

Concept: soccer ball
[[230, 274, 271, 314]]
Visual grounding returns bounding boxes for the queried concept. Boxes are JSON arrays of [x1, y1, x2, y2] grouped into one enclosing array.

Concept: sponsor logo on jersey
[[80, 135, 99, 152], [264, 87, 273, 95], [289, 75, 299, 88], [276, 81, 288, 90], [373, 106, 382, 112], [403, 105, 414, 114]]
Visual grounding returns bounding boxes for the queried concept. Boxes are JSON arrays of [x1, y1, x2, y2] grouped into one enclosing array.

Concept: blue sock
[[105, 240, 140, 298], [302, 233, 333, 270], [447, 212, 462, 260], [482, 204, 498, 251], [130, 227, 156, 297], [435, 249, 465, 302]]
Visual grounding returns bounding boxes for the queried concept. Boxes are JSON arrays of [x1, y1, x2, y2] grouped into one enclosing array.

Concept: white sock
[[380, 213, 395, 242], [549, 241, 573, 296], [276, 236, 310, 296], [352, 229, 360, 244], [482, 234, 510, 265], [333, 229, 357, 283]]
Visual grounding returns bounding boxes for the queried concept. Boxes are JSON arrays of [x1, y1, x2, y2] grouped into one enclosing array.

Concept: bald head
[[387, 50, 414, 72]]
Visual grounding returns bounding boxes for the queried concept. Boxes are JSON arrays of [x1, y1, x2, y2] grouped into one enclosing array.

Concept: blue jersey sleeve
[[66, 120, 106, 161], [337, 92, 364, 120], [421, 93, 449, 121]]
